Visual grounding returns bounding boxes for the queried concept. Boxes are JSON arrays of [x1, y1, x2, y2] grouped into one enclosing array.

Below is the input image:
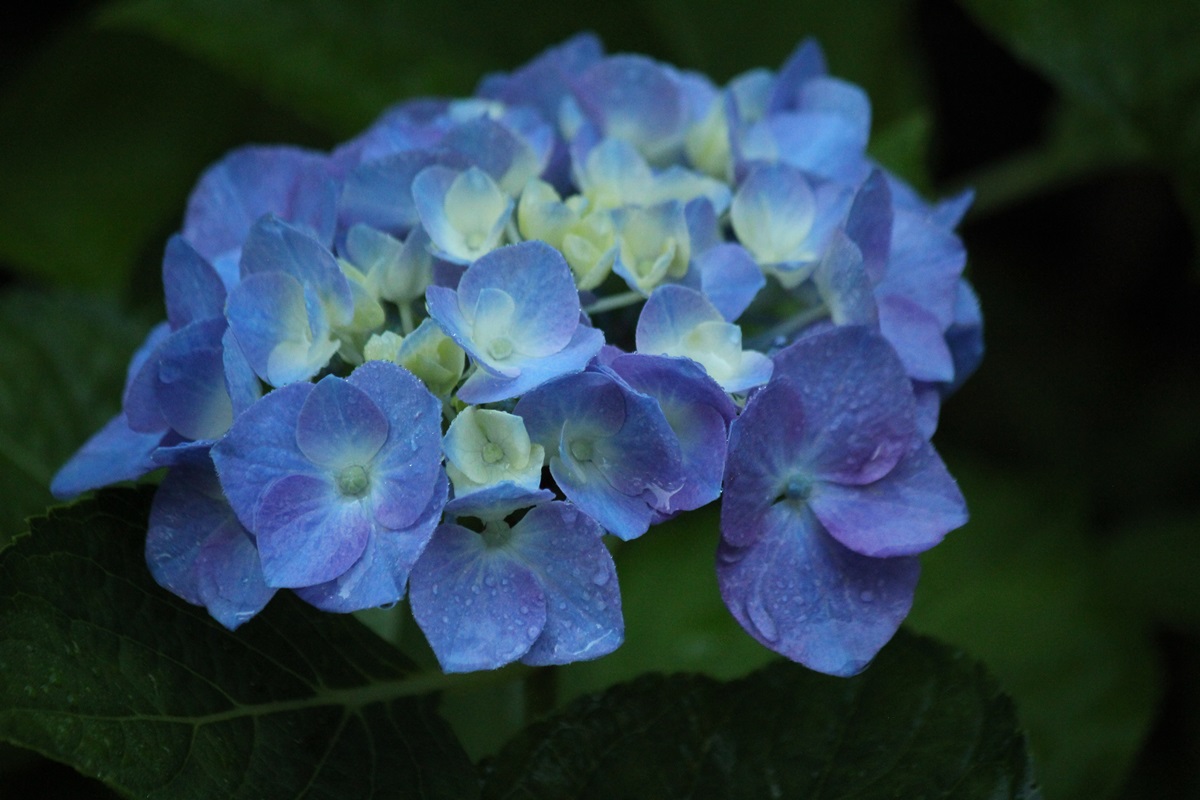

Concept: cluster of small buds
[[53, 34, 980, 677]]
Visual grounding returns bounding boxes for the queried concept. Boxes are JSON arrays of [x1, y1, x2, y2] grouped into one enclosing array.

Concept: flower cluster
[[53, 34, 980, 677]]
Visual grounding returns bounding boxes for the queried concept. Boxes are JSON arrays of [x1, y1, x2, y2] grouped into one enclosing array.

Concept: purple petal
[[609, 354, 735, 514], [477, 33, 605, 123], [239, 216, 353, 323], [809, 439, 966, 557], [410, 523, 547, 672], [221, 328, 262, 417], [255, 474, 372, 587], [877, 294, 955, 383], [772, 327, 917, 485], [717, 504, 919, 676], [512, 503, 623, 666], [123, 323, 172, 434], [295, 375, 389, 469], [768, 38, 828, 112]]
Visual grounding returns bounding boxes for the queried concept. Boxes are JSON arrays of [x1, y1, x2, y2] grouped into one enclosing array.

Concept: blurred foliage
[[0, 291, 151, 547], [0, 0, 1197, 798], [908, 461, 1160, 800]]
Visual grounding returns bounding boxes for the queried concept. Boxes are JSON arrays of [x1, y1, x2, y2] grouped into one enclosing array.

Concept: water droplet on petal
[[859, 590, 875, 603], [592, 569, 610, 586], [526, 625, 540, 637]]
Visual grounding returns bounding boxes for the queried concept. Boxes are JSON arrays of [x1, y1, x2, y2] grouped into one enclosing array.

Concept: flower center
[[487, 336, 514, 360], [481, 441, 505, 464], [336, 464, 370, 497], [570, 438, 594, 463]]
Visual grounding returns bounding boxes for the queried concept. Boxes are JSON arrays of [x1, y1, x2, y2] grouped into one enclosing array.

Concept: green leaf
[[868, 111, 933, 193], [957, 0, 1200, 239], [0, 25, 277, 290], [1102, 516, 1200, 631], [559, 508, 775, 702], [0, 488, 478, 799], [907, 460, 1160, 800], [100, 0, 497, 136], [484, 629, 1040, 799], [0, 290, 152, 548]]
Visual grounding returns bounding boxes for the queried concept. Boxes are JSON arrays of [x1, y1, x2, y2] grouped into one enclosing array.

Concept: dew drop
[[859, 590, 875, 603], [557, 601, 567, 611], [471, 584, 481, 594], [591, 569, 611, 586], [526, 625, 540, 637]]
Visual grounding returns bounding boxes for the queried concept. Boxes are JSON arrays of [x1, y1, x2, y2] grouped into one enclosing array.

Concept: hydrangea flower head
[[52, 33, 979, 678]]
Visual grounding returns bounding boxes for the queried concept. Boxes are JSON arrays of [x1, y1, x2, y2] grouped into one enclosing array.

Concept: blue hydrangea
[[52, 32, 980, 678]]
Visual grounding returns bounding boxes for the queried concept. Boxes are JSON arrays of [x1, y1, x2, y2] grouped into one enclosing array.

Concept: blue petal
[[297, 471, 447, 613], [876, 294, 955, 383], [573, 55, 688, 164], [456, 324, 604, 404], [943, 278, 984, 394], [768, 38, 828, 112], [211, 381, 314, 531], [338, 148, 468, 236], [512, 503, 623, 666], [609, 354, 734, 514], [813, 230, 877, 326], [717, 503, 919, 676], [225, 271, 339, 386], [692, 243, 764, 322], [146, 465, 274, 629], [444, 484, 555, 520], [410, 523, 547, 672], [221, 328, 262, 418], [238, 216, 353, 325], [254, 474, 372, 588], [162, 235, 226, 329], [183, 145, 336, 262], [347, 360, 445, 530], [155, 318, 233, 441], [122, 322, 172, 434], [457, 241, 583, 357], [295, 375, 389, 469], [50, 413, 166, 499], [809, 440, 967, 557], [844, 169, 893, 282], [517, 370, 683, 540]]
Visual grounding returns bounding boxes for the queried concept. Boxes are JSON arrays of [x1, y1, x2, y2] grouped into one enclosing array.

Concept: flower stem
[[583, 290, 644, 316]]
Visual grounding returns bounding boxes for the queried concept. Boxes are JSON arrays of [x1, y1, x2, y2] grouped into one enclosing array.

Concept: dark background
[[1, 1, 1196, 798]]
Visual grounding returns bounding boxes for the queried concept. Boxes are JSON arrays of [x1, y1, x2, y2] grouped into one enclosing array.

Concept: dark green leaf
[[100, 0, 498, 136], [1102, 516, 1200, 631], [957, 0, 1200, 238], [907, 460, 1160, 800], [101, 0, 927, 136], [485, 629, 1040, 799], [869, 111, 933, 193], [0, 25, 275, 290], [0, 290, 151, 548], [0, 488, 478, 799]]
